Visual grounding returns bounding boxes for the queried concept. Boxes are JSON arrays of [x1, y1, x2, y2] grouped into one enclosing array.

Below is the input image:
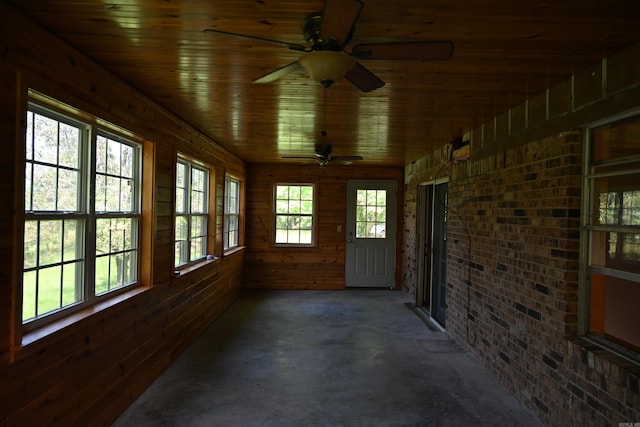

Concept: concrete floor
[[113, 290, 542, 427]]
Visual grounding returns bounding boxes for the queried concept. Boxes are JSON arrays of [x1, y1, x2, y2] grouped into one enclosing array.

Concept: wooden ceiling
[[9, 0, 640, 167]]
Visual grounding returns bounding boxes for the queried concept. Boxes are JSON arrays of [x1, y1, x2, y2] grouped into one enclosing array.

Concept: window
[[23, 103, 141, 326], [224, 177, 239, 250], [583, 114, 640, 355], [175, 158, 209, 267], [274, 184, 314, 245], [356, 189, 387, 238]]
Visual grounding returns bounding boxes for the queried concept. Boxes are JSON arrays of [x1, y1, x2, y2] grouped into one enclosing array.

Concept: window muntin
[[274, 184, 314, 245], [175, 159, 209, 267], [23, 104, 141, 325], [585, 115, 640, 353], [224, 177, 239, 250], [355, 189, 387, 239]]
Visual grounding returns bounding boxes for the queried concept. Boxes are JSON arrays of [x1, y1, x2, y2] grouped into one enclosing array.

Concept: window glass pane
[[276, 200, 288, 213], [24, 221, 38, 269], [190, 167, 207, 214], [191, 215, 206, 237], [107, 175, 122, 211], [592, 174, 640, 226], [114, 253, 131, 287], [95, 256, 109, 294], [37, 265, 62, 316], [176, 190, 185, 215], [356, 189, 387, 239], [32, 164, 58, 211], [176, 216, 188, 240], [191, 190, 205, 213], [120, 144, 134, 179], [120, 177, 133, 211], [301, 199, 313, 215], [276, 185, 289, 199], [175, 240, 188, 267], [63, 219, 82, 262], [289, 186, 301, 200], [22, 271, 36, 321], [33, 113, 59, 163], [39, 220, 62, 266], [589, 272, 640, 350], [106, 139, 121, 176], [176, 162, 186, 189], [59, 122, 80, 168], [300, 230, 312, 244], [586, 114, 640, 354], [62, 263, 80, 306], [26, 111, 34, 161], [288, 200, 301, 213], [301, 185, 313, 200], [25, 163, 33, 211], [593, 117, 640, 163], [191, 236, 206, 260], [58, 168, 79, 211], [96, 135, 107, 173]]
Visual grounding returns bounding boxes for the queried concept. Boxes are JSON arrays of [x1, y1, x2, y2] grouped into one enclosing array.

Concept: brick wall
[[402, 40, 640, 427], [405, 132, 640, 426], [446, 133, 586, 426]]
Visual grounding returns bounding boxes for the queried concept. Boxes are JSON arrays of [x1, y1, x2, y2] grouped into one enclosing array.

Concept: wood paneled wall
[[0, 3, 245, 425], [243, 164, 404, 290]]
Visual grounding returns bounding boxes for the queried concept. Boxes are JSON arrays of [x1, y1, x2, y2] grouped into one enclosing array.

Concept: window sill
[[223, 245, 245, 257], [16, 286, 150, 356], [272, 243, 317, 249], [174, 256, 220, 277], [575, 335, 640, 367]]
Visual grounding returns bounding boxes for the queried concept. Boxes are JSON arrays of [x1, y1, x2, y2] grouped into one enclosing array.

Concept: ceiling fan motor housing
[[314, 143, 333, 158], [303, 12, 351, 51]]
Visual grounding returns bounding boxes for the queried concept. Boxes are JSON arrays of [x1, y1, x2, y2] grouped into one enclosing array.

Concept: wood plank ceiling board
[[8, 0, 640, 166]]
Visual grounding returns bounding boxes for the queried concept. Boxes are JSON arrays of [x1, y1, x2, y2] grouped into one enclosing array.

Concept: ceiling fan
[[283, 143, 363, 168], [204, 0, 454, 92]]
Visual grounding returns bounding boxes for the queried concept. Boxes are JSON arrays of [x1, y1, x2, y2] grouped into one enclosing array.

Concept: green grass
[[22, 261, 115, 322]]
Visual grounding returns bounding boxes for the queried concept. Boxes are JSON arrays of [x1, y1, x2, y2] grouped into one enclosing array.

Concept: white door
[[345, 180, 397, 288]]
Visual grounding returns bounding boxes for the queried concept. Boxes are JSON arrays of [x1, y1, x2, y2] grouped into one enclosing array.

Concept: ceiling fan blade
[[321, 0, 363, 48], [282, 156, 317, 160], [352, 40, 454, 60], [203, 29, 309, 52], [331, 155, 364, 161], [344, 63, 385, 92], [329, 159, 354, 166], [253, 61, 303, 84]]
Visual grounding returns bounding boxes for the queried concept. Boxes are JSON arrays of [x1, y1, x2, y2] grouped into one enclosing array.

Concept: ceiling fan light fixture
[[299, 51, 356, 87]]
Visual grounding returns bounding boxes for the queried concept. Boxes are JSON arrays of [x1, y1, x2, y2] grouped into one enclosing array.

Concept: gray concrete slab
[[113, 290, 543, 427]]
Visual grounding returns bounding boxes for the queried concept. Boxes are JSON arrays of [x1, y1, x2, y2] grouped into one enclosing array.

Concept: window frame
[[579, 110, 640, 361], [223, 176, 240, 251], [174, 156, 211, 269], [273, 183, 317, 247], [22, 101, 143, 331]]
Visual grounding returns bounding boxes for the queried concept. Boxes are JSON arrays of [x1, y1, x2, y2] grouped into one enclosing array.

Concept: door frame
[[344, 179, 397, 288], [416, 178, 448, 329]]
